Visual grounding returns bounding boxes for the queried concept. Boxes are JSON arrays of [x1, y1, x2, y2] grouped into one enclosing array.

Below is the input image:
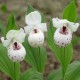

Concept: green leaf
[[20, 68, 43, 80], [0, 44, 20, 80], [72, 36, 80, 46], [63, 1, 77, 22], [23, 38, 47, 73], [47, 61, 80, 80], [46, 20, 73, 78], [5, 13, 18, 36], [0, 21, 5, 35], [0, 4, 7, 13], [41, 13, 46, 23], [47, 68, 62, 80], [65, 61, 80, 80], [76, 16, 80, 23], [71, 0, 77, 5], [27, 5, 35, 14]]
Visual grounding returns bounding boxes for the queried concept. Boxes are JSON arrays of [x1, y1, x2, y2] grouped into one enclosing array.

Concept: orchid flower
[[1, 28, 26, 62], [52, 18, 79, 47], [24, 11, 47, 47]]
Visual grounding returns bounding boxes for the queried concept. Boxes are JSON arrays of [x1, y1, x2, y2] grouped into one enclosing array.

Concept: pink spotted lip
[[13, 42, 21, 50]]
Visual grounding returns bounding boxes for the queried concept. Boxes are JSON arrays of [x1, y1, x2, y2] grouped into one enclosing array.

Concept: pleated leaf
[[5, 13, 18, 37], [63, 1, 77, 22], [27, 5, 35, 14], [0, 21, 5, 35], [47, 61, 80, 80], [47, 68, 62, 80], [20, 68, 43, 80]]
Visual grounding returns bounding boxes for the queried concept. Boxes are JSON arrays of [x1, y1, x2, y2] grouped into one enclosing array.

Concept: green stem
[[12, 62, 20, 80], [14, 62, 16, 80], [12, 62, 16, 80], [38, 47, 41, 72], [62, 47, 65, 80]]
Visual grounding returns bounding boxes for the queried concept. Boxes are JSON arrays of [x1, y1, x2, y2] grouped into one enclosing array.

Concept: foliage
[[48, 61, 80, 80], [0, 1, 80, 80]]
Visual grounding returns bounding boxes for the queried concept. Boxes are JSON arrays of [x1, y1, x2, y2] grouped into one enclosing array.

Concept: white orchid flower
[[1, 29, 26, 62], [52, 18, 79, 47], [24, 11, 47, 47], [28, 27, 44, 47]]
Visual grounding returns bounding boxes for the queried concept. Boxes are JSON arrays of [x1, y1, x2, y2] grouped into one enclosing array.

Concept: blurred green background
[[0, 0, 80, 80]]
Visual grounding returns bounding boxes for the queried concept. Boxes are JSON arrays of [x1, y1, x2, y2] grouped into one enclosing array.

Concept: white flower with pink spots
[[52, 18, 79, 47], [24, 11, 47, 47], [1, 29, 26, 62]]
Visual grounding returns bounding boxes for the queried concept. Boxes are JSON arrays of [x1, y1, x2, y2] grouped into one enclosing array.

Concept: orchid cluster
[[1, 11, 47, 62], [1, 11, 79, 62], [0, 1, 80, 80]]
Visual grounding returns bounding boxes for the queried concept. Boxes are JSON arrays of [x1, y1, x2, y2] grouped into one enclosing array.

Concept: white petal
[[37, 23, 47, 32], [8, 42, 26, 62], [54, 28, 72, 47], [24, 25, 34, 35], [25, 11, 41, 25], [28, 29, 44, 47], [15, 28, 26, 43], [52, 18, 68, 28], [6, 29, 26, 43], [1, 37, 11, 48], [68, 22, 79, 32], [6, 30, 17, 40]]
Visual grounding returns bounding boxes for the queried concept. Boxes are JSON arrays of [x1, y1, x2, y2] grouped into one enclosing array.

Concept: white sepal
[[6, 30, 17, 40], [25, 11, 41, 25], [24, 25, 34, 35], [1, 37, 11, 48], [52, 18, 68, 28], [8, 41, 26, 62], [6, 29, 26, 43], [68, 22, 79, 32], [15, 28, 26, 43], [37, 23, 47, 32]]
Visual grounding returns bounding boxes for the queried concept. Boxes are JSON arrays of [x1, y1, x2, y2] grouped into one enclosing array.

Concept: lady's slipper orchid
[[28, 27, 44, 47], [24, 11, 47, 47], [1, 29, 26, 62], [52, 18, 79, 47]]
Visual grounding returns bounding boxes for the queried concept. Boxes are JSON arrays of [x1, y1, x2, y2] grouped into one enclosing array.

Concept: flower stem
[[38, 47, 41, 72], [62, 47, 66, 80], [14, 62, 16, 80]]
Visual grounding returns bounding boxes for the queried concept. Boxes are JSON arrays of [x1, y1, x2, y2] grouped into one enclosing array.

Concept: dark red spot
[[13, 42, 21, 50], [59, 26, 68, 35], [34, 29, 37, 33], [14, 42, 17, 48], [63, 26, 66, 32]]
